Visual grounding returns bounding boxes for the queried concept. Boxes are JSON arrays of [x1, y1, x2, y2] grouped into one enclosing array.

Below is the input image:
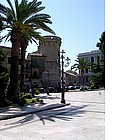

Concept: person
[[29, 88, 32, 93]]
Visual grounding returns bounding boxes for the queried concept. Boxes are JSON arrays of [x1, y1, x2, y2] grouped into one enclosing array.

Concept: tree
[[71, 57, 90, 90], [0, 15, 4, 42], [0, 48, 9, 107], [96, 31, 105, 87], [0, 0, 55, 103], [17, 0, 55, 92], [96, 31, 105, 55], [90, 56, 103, 89]]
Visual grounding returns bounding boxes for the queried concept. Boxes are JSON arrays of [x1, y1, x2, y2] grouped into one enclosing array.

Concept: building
[[78, 50, 104, 86], [0, 36, 79, 89], [25, 36, 62, 90], [0, 45, 21, 80], [0, 45, 11, 71], [0, 36, 62, 91], [64, 70, 79, 86]]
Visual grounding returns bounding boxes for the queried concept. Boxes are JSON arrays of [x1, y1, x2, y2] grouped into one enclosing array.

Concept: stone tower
[[38, 36, 61, 89]]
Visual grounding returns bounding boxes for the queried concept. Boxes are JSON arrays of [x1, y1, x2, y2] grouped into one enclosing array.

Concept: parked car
[[68, 86, 75, 90], [74, 86, 80, 89]]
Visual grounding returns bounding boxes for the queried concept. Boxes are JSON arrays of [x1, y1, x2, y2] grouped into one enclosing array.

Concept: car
[[74, 86, 80, 89], [68, 86, 75, 90]]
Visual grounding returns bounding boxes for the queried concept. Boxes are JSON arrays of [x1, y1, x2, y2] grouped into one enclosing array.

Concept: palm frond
[[25, 14, 52, 24], [6, 0, 16, 19], [25, 0, 44, 17], [0, 4, 7, 16]]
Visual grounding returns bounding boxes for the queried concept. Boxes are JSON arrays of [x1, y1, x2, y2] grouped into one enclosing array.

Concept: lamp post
[[60, 50, 71, 104]]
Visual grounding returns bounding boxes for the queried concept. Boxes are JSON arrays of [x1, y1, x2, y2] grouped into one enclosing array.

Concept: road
[[0, 90, 105, 140]]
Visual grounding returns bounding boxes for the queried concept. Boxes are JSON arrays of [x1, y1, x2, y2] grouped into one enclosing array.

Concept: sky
[[0, 0, 105, 70]]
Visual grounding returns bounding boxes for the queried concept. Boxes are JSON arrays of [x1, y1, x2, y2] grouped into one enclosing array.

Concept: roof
[[29, 51, 43, 57], [78, 49, 102, 57], [65, 71, 78, 77]]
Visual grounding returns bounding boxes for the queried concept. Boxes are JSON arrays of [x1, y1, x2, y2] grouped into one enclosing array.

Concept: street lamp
[[60, 49, 71, 104]]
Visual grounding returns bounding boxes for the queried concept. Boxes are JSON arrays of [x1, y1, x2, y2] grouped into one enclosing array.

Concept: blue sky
[[0, 0, 105, 70]]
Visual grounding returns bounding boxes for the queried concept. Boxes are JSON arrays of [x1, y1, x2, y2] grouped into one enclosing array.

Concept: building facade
[[64, 70, 79, 86], [78, 50, 104, 86], [0, 45, 21, 80], [25, 36, 62, 90], [0, 45, 11, 71]]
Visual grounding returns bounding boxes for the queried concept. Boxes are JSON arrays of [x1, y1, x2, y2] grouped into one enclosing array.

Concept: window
[[32, 59, 39, 67], [97, 56, 100, 60], [91, 57, 94, 62]]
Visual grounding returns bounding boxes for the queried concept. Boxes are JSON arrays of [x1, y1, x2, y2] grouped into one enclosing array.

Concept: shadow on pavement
[[0, 104, 87, 131], [39, 105, 87, 122], [0, 94, 60, 115]]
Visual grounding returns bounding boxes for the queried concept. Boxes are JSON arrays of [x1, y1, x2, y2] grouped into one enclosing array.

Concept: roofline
[[77, 49, 102, 57]]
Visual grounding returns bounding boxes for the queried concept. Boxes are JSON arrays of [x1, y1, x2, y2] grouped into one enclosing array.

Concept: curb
[[0, 103, 70, 121]]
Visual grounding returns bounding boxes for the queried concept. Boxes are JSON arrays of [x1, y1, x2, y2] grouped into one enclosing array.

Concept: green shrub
[[34, 97, 43, 103], [19, 92, 32, 99], [25, 93, 32, 99], [0, 48, 10, 107], [90, 74, 101, 90], [35, 97, 40, 102], [33, 88, 40, 95], [80, 86, 84, 91], [80, 86, 90, 91]]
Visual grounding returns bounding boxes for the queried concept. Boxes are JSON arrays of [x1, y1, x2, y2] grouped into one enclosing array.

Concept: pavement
[[0, 93, 69, 121], [0, 90, 105, 140]]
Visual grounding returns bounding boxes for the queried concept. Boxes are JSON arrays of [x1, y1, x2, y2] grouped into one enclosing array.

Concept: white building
[[78, 49, 104, 86]]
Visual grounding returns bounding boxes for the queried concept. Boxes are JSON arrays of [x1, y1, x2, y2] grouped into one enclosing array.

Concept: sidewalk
[[0, 93, 68, 121], [0, 90, 105, 140]]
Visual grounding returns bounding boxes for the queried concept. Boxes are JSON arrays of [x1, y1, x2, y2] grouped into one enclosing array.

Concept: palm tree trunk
[[10, 44, 20, 103], [81, 70, 84, 91], [20, 40, 27, 93], [20, 47, 25, 92], [9, 30, 21, 104], [82, 74, 85, 91]]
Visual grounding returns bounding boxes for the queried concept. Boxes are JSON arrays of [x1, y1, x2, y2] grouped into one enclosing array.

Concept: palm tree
[[18, 0, 55, 92], [71, 57, 90, 90], [0, 0, 55, 103]]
